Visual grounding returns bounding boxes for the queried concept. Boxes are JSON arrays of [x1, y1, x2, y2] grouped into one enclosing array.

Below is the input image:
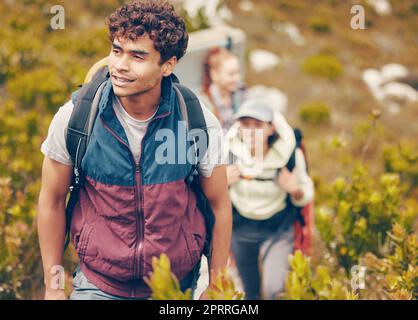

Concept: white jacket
[[226, 112, 314, 220]]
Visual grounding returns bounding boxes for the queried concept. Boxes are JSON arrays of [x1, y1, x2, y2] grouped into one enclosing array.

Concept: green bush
[[383, 141, 418, 191], [302, 54, 343, 80], [309, 16, 332, 33], [0, 100, 46, 299], [299, 101, 331, 125], [365, 224, 417, 300], [144, 254, 192, 300], [285, 250, 355, 300], [316, 165, 417, 273], [145, 254, 244, 300], [6, 68, 69, 112], [180, 7, 210, 33], [277, 0, 305, 12]]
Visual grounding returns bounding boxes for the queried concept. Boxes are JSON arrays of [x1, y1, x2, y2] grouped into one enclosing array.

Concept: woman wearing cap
[[225, 100, 314, 300], [200, 47, 246, 131]]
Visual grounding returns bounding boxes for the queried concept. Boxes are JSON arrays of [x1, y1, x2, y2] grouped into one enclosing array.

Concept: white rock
[[381, 82, 418, 103], [381, 63, 409, 82], [181, 0, 225, 26], [238, 0, 255, 12], [367, 0, 392, 16], [249, 50, 281, 73], [246, 85, 288, 114], [387, 102, 401, 114], [274, 22, 306, 46], [218, 7, 233, 22], [362, 69, 385, 100], [363, 64, 418, 113]]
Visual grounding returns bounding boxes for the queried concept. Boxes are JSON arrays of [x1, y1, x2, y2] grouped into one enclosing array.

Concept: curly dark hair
[[105, 0, 188, 64]]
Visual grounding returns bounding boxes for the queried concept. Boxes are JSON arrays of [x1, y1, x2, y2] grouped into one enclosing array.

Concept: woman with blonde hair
[[200, 47, 246, 130]]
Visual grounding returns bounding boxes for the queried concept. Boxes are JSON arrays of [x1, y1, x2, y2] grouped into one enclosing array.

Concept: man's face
[[108, 34, 174, 97]]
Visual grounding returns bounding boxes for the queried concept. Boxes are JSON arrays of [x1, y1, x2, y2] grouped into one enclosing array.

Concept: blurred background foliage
[[0, 0, 417, 299]]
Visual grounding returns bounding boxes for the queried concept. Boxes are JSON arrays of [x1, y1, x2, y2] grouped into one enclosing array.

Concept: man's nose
[[114, 54, 130, 72]]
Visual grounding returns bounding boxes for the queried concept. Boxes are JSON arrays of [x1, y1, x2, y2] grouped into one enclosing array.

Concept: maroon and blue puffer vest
[[70, 75, 206, 298]]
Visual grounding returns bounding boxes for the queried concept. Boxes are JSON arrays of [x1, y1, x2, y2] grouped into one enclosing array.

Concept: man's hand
[[44, 288, 68, 300]]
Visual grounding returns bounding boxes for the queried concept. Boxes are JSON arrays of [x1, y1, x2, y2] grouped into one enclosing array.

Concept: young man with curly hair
[[37, 0, 232, 300]]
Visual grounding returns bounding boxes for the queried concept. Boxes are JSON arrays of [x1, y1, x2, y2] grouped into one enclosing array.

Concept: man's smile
[[111, 73, 136, 84]]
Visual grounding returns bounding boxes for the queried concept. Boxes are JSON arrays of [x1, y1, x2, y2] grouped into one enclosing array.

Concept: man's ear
[[162, 56, 177, 77]]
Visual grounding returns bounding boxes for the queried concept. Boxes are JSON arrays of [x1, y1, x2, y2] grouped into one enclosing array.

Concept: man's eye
[[134, 55, 143, 60], [113, 49, 120, 54]]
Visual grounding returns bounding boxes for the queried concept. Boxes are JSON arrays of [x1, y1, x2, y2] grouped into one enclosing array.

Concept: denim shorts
[[70, 260, 202, 300]]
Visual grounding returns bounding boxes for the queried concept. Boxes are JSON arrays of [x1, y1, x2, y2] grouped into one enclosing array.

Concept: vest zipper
[[134, 111, 170, 280], [100, 111, 171, 287], [133, 163, 142, 281], [100, 117, 143, 281]]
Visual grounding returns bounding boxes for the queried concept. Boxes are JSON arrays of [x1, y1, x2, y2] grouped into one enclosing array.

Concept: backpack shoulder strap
[[293, 128, 303, 148], [172, 82, 215, 262], [172, 83, 209, 182], [66, 66, 109, 174], [173, 83, 208, 133], [67, 66, 108, 171], [63, 66, 108, 252], [293, 127, 309, 173], [285, 128, 303, 172]]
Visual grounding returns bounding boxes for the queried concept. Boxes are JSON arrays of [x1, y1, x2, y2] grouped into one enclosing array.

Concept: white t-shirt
[[112, 94, 157, 165], [40, 94, 227, 178]]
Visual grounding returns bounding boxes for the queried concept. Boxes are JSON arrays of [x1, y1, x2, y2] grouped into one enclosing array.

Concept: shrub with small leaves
[[364, 224, 417, 300], [299, 101, 331, 125], [145, 254, 245, 300], [285, 250, 355, 300], [179, 6, 210, 33], [382, 141, 418, 192], [144, 254, 192, 300], [206, 267, 245, 300], [309, 16, 332, 33], [302, 54, 343, 80], [316, 165, 417, 273], [0, 101, 45, 299]]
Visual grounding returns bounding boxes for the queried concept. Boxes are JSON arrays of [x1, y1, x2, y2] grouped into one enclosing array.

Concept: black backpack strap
[[285, 148, 297, 172], [173, 83, 209, 182], [66, 66, 109, 167], [173, 83, 215, 264], [63, 66, 109, 252], [293, 128, 303, 148], [284, 128, 302, 172], [275, 128, 305, 226]]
